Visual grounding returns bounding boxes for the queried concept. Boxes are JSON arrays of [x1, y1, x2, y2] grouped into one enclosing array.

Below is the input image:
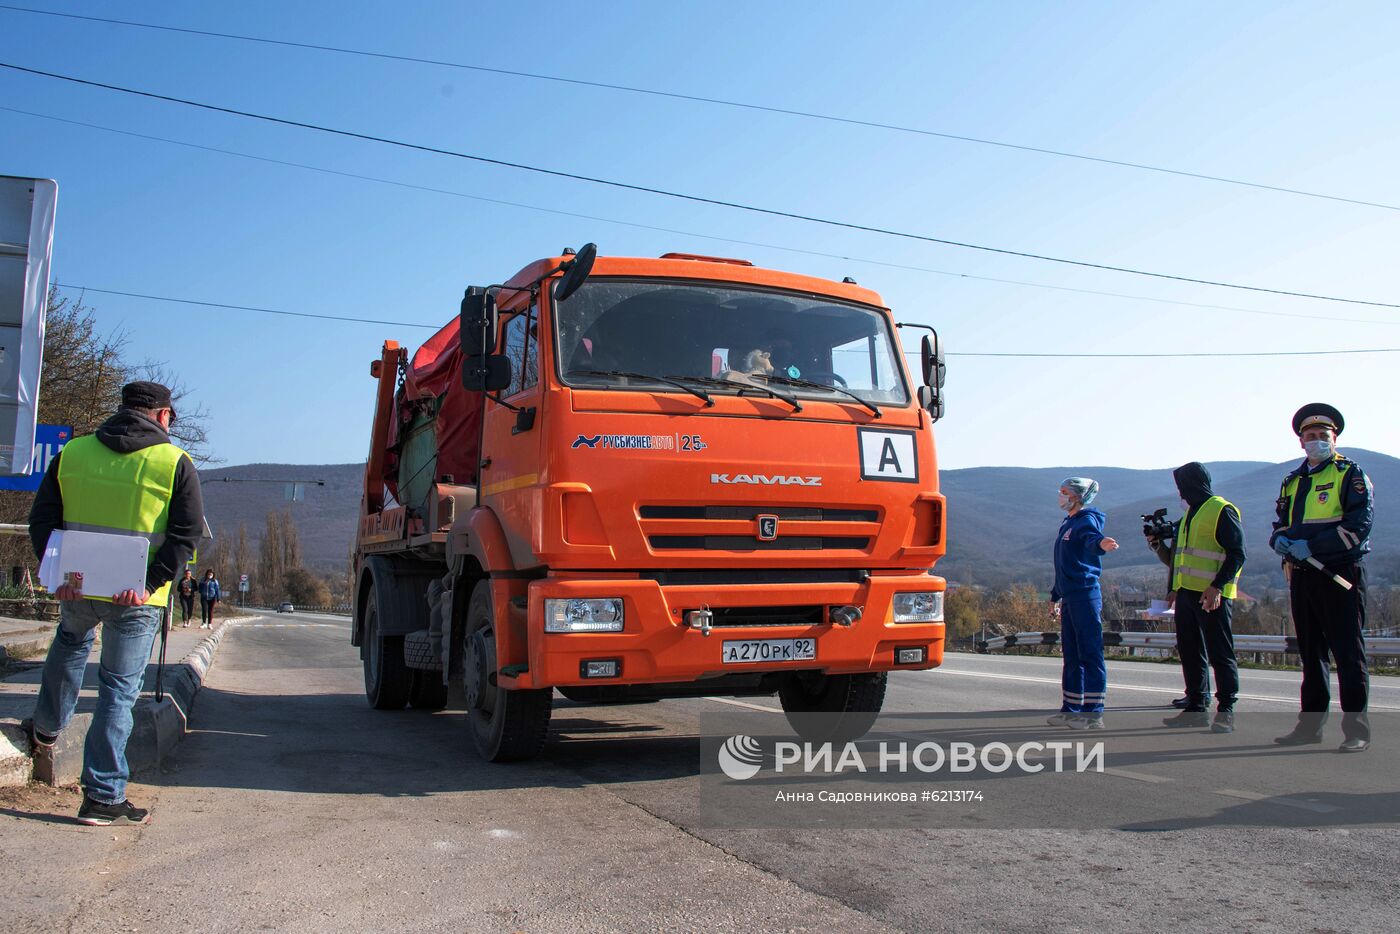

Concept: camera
[[1141, 507, 1175, 542]]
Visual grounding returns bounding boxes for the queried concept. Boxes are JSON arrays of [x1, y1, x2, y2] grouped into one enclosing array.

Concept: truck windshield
[[553, 279, 910, 406]]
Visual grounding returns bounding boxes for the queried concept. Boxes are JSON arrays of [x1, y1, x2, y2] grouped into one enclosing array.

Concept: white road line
[[1214, 787, 1339, 814], [919, 667, 1400, 710], [705, 697, 781, 713], [1103, 767, 1172, 784]]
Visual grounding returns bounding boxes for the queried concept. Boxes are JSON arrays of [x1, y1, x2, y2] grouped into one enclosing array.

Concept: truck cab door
[[480, 303, 543, 568]]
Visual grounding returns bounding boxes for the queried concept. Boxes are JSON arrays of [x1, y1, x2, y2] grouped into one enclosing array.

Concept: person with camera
[[1047, 477, 1119, 730], [1146, 463, 1244, 733], [1270, 403, 1373, 753]]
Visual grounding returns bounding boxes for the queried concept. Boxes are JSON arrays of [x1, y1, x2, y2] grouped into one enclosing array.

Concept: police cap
[[1292, 402, 1344, 436]]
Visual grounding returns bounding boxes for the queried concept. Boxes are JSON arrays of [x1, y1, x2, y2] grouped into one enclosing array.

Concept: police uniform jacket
[[1269, 453, 1372, 568]]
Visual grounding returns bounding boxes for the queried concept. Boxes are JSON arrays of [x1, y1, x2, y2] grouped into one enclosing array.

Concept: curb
[[0, 614, 258, 787], [0, 635, 54, 665]]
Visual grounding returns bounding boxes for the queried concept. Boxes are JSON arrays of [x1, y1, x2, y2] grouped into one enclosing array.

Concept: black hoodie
[[28, 409, 205, 594], [1151, 462, 1246, 591]]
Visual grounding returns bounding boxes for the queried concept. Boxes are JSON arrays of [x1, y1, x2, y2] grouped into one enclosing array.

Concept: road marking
[[1103, 767, 1172, 784], [923, 667, 1400, 710], [705, 697, 781, 713], [1214, 787, 1339, 814]]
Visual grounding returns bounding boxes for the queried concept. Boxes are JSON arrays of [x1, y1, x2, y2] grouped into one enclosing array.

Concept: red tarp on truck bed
[[385, 317, 480, 500]]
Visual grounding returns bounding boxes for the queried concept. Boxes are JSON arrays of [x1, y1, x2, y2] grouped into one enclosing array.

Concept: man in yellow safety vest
[[23, 381, 205, 823], [1271, 403, 1373, 753], [1149, 462, 1245, 734]]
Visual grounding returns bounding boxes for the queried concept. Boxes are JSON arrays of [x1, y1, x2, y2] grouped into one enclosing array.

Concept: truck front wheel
[[363, 589, 412, 710], [463, 581, 552, 762], [778, 672, 887, 744]]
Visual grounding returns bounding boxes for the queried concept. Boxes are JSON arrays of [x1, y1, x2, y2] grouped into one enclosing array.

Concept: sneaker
[[1211, 711, 1236, 734], [1066, 715, 1104, 731], [20, 719, 57, 784], [77, 797, 149, 826], [1171, 696, 1190, 709], [1162, 711, 1210, 728], [20, 718, 56, 748], [1046, 712, 1074, 726], [1338, 737, 1370, 753]]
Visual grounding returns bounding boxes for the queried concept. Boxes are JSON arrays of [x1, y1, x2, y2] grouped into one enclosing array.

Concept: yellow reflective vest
[[1171, 496, 1241, 601], [56, 435, 189, 606]]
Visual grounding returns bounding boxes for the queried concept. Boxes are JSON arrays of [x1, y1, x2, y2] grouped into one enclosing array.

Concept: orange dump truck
[[353, 245, 948, 761]]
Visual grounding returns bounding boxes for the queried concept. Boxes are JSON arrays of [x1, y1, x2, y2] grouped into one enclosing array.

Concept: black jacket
[[1149, 462, 1246, 592], [28, 409, 205, 594]]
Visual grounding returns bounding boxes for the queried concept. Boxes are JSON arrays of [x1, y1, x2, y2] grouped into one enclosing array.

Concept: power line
[[4, 61, 1398, 311], [8, 105, 1394, 329], [2, 2, 1394, 213], [55, 283, 1400, 359]]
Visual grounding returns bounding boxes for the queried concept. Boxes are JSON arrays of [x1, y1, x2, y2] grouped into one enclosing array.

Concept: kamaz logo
[[711, 473, 823, 487]]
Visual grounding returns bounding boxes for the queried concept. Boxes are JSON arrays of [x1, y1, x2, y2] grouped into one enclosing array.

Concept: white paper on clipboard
[[38, 529, 150, 598]]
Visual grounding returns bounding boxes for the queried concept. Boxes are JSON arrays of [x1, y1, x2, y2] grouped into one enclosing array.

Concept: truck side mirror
[[920, 332, 946, 389], [460, 286, 511, 392], [917, 385, 945, 422], [552, 242, 597, 303], [463, 355, 512, 392], [460, 286, 498, 357]]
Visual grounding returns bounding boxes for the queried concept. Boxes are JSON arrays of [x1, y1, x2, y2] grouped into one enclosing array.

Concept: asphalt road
[[4, 610, 1398, 932]]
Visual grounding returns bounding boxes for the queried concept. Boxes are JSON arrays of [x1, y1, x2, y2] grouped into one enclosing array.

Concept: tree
[[256, 508, 303, 602], [944, 586, 984, 641], [234, 523, 254, 595], [984, 583, 1050, 636], [284, 567, 331, 607]]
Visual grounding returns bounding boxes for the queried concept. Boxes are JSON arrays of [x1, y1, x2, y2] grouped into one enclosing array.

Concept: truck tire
[[408, 669, 448, 711], [463, 580, 552, 762], [363, 589, 412, 710], [778, 672, 887, 744]]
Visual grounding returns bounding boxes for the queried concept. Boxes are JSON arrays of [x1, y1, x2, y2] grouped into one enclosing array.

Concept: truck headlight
[[892, 592, 943, 623], [545, 598, 624, 633]]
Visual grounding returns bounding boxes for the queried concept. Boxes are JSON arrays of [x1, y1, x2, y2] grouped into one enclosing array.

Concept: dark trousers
[[1174, 590, 1238, 711], [1290, 561, 1369, 741], [179, 594, 195, 622], [200, 598, 215, 626]]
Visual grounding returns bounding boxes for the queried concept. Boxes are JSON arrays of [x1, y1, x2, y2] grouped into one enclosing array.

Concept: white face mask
[[1304, 439, 1334, 461], [1058, 493, 1072, 511]]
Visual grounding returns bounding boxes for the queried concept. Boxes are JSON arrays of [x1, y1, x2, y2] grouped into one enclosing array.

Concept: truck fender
[[449, 505, 516, 577], [354, 555, 436, 650]]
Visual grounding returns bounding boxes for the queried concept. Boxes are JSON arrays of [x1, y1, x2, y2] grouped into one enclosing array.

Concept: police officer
[[24, 381, 205, 823], [1271, 403, 1373, 752], [1152, 463, 1244, 733]]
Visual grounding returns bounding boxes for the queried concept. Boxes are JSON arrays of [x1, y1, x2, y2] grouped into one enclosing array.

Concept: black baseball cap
[[121, 380, 176, 419]]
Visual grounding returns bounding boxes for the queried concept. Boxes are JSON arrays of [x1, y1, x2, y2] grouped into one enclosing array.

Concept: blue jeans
[[1060, 592, 1107, 714], [32, 599, 163, 804]]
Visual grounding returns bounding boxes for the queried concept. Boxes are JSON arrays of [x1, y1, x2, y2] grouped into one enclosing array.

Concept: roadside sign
[[239, 573, 249, 593], [0, 176, 57, 477], [0, 423, 69, 491]]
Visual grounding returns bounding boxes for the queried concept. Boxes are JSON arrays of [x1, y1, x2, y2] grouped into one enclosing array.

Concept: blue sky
[[3, 1, 1398, 470]]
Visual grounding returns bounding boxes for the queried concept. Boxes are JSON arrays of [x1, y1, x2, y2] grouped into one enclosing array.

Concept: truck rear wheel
[[463, 580, 552, 761], [363, 592, 411, 710], [778, 672, 887, 744]]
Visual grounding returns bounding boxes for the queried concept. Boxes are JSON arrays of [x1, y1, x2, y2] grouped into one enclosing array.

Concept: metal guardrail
[[977, 631, 1400, 656]]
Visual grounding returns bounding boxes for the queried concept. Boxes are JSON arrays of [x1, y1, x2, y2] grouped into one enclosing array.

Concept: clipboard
[[38, 528, 150, 598]]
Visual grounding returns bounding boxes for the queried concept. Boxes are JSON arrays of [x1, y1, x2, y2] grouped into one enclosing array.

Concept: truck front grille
[[648, 535, 870, 551], [698, 605, 826, 628]]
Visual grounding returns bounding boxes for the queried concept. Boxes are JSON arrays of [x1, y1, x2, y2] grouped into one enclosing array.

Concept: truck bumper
[[513, 573, 945, 690]]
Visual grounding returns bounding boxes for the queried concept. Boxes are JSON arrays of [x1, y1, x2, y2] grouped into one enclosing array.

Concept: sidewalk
[[0, 613, 253, 787]]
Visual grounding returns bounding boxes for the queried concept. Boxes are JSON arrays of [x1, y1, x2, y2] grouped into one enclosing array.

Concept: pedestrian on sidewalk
[[177, 568, 197, 628], [198, 569, 221, 629], [1148, 463, 1245, 734], [24, 381, 204, 826], [1047, 477, 1119, 731]]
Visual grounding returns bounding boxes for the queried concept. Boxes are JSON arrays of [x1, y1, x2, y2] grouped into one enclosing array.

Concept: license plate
[[721, 638, 816, 664]]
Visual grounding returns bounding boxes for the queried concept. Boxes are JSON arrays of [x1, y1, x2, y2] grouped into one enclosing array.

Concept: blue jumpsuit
[[1053, 507, 1108, 714]]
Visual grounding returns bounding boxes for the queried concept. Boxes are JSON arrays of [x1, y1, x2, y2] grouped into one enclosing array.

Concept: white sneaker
[[1066, 715, 1105, 731], [1046, 713, 1074, 726]]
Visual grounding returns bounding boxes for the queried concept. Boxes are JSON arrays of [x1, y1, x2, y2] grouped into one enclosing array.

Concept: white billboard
[[0, 175, 57, 477]]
